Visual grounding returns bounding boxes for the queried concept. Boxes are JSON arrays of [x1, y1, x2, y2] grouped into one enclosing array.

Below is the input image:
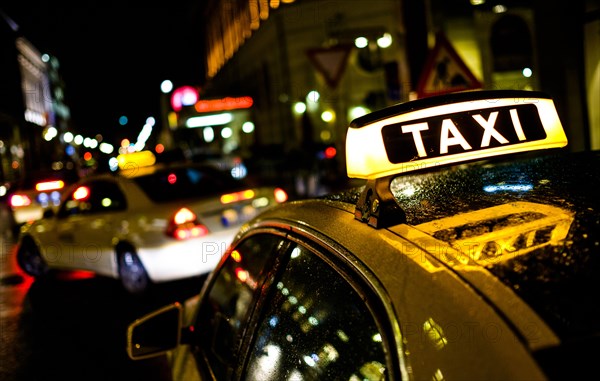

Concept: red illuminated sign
[[194, 96, 254, 113]]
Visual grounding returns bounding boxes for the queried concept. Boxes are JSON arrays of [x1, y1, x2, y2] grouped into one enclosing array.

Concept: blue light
[[231, 164, 247, 179], [51, 191, 61, 205], [483, 184, 533, 193], [221, 215, 231, 227], [37, 193, 49, 207]]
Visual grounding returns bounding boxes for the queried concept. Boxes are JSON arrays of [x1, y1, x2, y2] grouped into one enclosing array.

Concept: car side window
[[194, 234, 286, 380], [58, 180, 127, 217], [243, 243, 388, 381]]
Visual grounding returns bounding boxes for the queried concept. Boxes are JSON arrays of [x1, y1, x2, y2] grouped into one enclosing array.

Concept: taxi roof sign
[[346, 90, 568, 180], [117, 150, 156, 173]]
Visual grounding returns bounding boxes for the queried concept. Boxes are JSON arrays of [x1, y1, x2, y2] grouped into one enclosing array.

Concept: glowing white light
[[43, 126, 58, 141], [186, 113, 233, 128], [303, 355, 316, 367], [306, 91, 320, 103], [401, 184, 416, 197], [294, 102, 307, 114], [355, 36, 369, 48], [74, 135, 83, 145], [321, 110, 335, 123], [63, 132, 74, 143], [160, 80, 173, 93], [100, 142, 114, 154], [108, 157, 119, 172], [242, 121, 255, 133], [182, 92, 198, 106], [493, 4, 507, 13], [203, 127, 215, 142], [522, 68, 533, 78], [221, 127, 233, 139], [146, 117, 156, 126], [291, 247, 301, 258], [349, 106, 370, 120], [249, 344, 282, 379], [377, 33, 393, 48]]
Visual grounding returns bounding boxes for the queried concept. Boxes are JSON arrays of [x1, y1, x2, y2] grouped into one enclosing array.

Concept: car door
[[183, 229, 398, 381], [52, 179, 127, 274]]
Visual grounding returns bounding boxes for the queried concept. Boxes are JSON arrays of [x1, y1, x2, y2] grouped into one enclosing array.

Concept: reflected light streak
[[249, 344, 282, 381], [423, 317, 448, 350], [483, 184, 533, 193]]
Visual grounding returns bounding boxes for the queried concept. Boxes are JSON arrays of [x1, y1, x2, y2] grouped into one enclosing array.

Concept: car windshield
[[131, 164, 248, 203]]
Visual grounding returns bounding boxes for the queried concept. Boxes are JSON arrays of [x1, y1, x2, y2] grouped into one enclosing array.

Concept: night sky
[[2, 2, 206, 145]]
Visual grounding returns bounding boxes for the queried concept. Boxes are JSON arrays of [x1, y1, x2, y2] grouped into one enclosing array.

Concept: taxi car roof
[[316, 148, 600, 355]]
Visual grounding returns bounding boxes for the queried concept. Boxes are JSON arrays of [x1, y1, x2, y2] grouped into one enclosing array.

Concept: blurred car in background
[[5, 167, 79, 236], [15, 154, 288, 293]]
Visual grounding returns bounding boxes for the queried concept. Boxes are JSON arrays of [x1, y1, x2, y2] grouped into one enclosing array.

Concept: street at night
[[1, 1, 599, 380], [0, 232, 201, 381]]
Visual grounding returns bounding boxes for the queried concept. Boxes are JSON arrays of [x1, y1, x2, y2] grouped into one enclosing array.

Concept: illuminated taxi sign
[[346, 90, 568, 180], [117, 150, 156, 171]]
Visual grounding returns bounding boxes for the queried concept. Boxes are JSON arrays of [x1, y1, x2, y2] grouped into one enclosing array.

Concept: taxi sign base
[[355, 177, 406, 229]]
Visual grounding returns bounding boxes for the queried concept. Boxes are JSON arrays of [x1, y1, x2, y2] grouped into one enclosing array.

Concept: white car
[[15, 161, 288, 293], [6, 168, 80, 235]]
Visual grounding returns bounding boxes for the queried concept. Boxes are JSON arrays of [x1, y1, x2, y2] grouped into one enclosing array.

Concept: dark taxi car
[[126, 90, 599, 380]]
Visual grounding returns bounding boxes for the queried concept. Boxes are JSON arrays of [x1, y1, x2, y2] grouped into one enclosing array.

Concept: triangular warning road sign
[[307, 45, 352, 88], [416, 32, 482, 98]]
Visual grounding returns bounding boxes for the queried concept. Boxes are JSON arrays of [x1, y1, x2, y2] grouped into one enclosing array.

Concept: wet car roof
[[389, 150, 599, 225], [325, 149, 600, 348]]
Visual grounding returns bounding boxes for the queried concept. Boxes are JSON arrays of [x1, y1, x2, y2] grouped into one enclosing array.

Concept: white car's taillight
[[274, 188, 288, 203], [9, 194, 32, 208], [166, 207, 209, 240]]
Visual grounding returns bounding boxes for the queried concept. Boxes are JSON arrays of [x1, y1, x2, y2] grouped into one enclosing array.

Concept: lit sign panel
[[194, 96, 254, 113]]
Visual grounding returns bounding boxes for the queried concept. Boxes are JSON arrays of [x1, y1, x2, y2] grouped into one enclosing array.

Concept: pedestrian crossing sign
[[416, 32, 482, 98]]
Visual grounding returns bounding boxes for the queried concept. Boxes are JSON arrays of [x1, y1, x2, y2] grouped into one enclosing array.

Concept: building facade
[[172, 0, 599, 192]]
